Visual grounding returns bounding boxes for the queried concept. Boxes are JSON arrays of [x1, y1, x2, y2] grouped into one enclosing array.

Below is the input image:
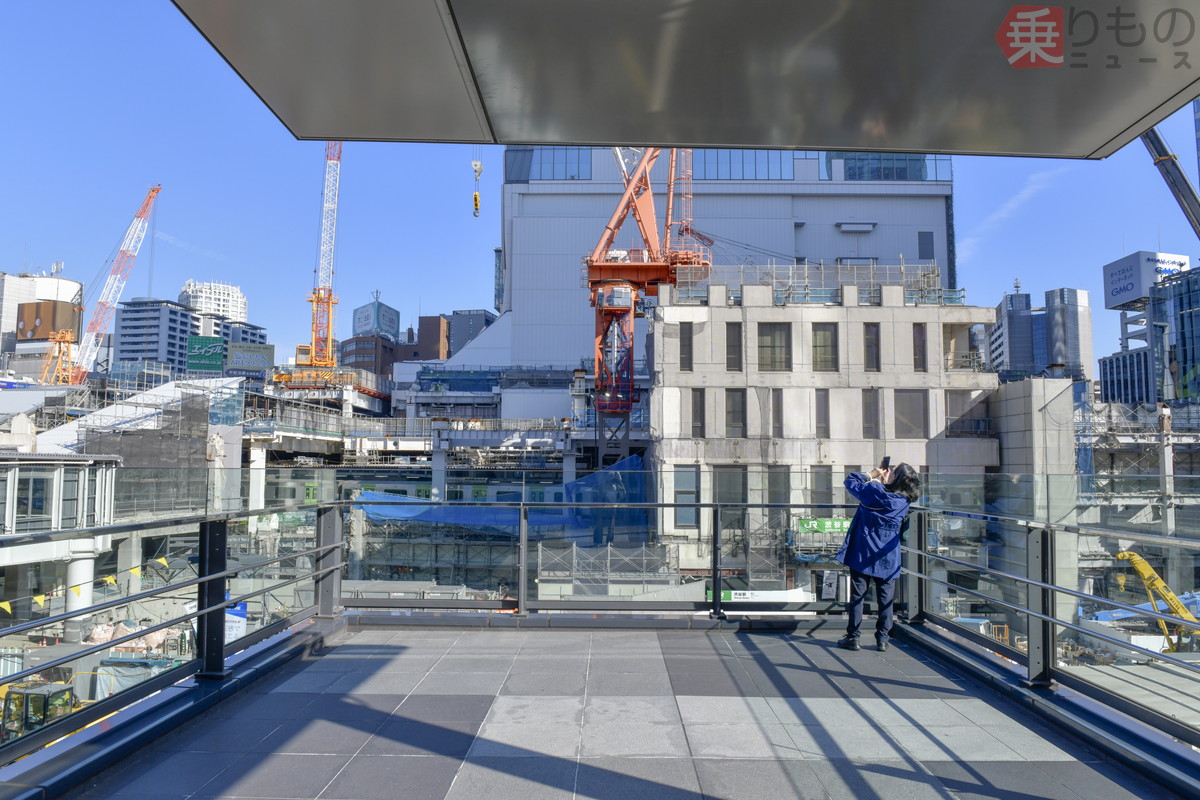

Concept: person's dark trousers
[[845, 570, 896, 643]]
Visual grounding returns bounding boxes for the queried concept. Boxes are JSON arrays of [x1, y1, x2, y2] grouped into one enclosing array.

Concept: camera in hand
[[880, 456, 891, 469]]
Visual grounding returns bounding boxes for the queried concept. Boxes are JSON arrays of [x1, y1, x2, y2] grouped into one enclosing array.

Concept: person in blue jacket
[[835, 463, 921, 652]]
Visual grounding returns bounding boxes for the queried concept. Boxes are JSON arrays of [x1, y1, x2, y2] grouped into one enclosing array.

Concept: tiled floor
[[64, 627, 1184, 800]]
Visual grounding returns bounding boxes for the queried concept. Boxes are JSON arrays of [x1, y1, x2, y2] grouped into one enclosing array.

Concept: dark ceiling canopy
[[172, 0, 1200, 158]]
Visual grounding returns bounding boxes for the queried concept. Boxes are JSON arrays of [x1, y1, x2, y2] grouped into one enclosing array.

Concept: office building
[[1098, 251, 1193, 403], [455, 147, 954, 371], [986, 284, 1093, 382], [178, 280, 249, 322], [113, 297, 267, 372]]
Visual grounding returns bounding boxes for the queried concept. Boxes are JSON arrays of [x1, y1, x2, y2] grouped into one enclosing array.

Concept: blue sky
[[4, 2, 1199, 365]]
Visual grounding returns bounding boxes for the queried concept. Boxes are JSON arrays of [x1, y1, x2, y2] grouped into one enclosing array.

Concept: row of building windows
[[679, 321, 928, 373], [505, 147, 953, 184], [683, 387, 933, 440], [674, 464, 866, 529]]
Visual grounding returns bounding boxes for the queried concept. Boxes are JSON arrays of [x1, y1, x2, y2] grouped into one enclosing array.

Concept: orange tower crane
[[584, 148, 710, 413], [299, 141, 342, 368]]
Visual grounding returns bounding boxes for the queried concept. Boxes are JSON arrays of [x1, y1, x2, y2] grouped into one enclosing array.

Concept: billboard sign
[[352, 300, 401, 339], [1102, 251, 1190, 310], [225, 342, 275, 377], [187, 336, 225, 372]]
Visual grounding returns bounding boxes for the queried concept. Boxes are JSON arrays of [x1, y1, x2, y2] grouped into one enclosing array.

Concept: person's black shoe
[[876, 639, 890, 653], [837, 635, 861, 651]]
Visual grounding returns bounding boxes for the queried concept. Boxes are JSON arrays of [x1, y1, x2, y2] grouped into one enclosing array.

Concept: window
[[757, 322, 792, 371], [714, 465, 747, 531], [771, 389, 784, 438], [691, 389, 706, 438], [725, 389, 746, 438], [814, 389, 830, 438], [812, 323, 839, 372], [895, 389, 929, 438], [61, 469, 79, 529], [862, 388, 880, 439], [913, 323, 928, 372], [918, 231, 935, 261], [767, 466, 790, 530], [674, 466, 699, 528], [863, 323, 881, 372], [679, 322, 694, 372], [471, 486, 488, 499], [810, 466, 833, 506], [447, 487, 464, 501], [726, 322, 743, 371]]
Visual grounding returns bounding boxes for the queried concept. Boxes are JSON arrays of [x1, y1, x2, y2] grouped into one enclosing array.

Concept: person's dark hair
[[885, 463, 922, 503]]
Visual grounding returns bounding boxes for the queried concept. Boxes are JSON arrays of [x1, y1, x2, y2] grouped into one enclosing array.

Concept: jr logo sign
[[996, 6, 1065, 68]]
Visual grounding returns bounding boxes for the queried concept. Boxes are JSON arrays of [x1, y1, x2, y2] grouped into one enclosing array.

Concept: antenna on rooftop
[[1014, 278, 1022, 292], [372, 289, 381, 302]]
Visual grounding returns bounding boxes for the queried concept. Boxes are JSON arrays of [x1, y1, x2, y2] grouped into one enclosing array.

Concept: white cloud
[[154, 230, 229, 263], [959, 166, 1073, 264]]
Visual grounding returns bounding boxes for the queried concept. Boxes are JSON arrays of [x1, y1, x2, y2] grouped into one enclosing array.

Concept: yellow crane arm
[[1116, 551, 1200, 624]]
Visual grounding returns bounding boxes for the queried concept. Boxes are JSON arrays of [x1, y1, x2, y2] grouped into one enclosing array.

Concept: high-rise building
[[455, 147, 955, 369], [114, 297, 267, 372], [1098, 251, 1192, 403], [986, 285, 1093, 382], [178, 280, 248, 323]]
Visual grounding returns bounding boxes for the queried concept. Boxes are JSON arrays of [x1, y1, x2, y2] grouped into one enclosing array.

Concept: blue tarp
[[1087, 591, 1200, 622], [356, 454, 650, 544]]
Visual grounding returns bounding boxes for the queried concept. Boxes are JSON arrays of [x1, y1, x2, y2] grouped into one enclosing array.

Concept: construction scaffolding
[[674, 261, 960, 305], [537, 542, 680, 598]]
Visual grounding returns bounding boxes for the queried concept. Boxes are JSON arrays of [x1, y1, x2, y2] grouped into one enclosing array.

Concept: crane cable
[[471, 145, 483, 217]]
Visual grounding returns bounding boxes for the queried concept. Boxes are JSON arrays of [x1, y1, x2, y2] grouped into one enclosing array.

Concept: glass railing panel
[[1058, 529, 1200, 675], [111, 468, 209, 523], [226, 511, 320, 642], [532, 504, 684, 604], [730, 505, 854, 604], [923, 510, 1031, 651], [0, 521, 208, 746], [343, 500, 519, 604]]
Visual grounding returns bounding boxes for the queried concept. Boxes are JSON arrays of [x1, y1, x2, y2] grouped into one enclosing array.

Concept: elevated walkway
[[48, 623, 1185, 800]]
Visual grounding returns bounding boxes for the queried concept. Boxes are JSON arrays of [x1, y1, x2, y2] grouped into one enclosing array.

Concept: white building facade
[[178, 280, 249, 323], [649, 276, 998, 591]]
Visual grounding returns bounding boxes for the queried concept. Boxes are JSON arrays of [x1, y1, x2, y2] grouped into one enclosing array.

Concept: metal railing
[[3, 478, 1200, 781]]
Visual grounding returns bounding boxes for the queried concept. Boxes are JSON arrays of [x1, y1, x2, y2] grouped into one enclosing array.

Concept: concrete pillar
[[64, 538, 97, 642], [347, 505, 366, 580], [563, 453, 577, 485], [431, 448, 447, 502], [118, 535, 142, 597], [248, 441, 267, 534]]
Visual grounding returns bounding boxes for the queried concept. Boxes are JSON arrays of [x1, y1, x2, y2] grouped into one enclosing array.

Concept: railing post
[[1025, 526, 1054, 688], [315, 506, 343, 618], [196, 519, 230, 681], [710, 505, 725, 619], [516, 504, 529, 617], [902, 510, 927, 624]]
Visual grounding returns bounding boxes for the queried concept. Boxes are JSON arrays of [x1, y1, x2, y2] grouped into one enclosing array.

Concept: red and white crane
[[69, 185, 162, 383], [585, 148, 709, 413]]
